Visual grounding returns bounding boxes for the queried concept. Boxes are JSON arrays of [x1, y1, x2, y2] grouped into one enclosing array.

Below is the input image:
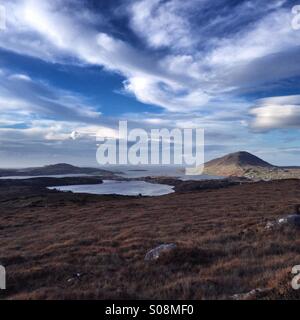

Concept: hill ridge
[[0, 163, 116, 177]]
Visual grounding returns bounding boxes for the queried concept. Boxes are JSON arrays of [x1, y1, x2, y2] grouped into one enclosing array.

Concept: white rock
[[266, 215, 300, 230]]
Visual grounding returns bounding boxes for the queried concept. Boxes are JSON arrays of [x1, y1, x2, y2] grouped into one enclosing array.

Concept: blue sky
[[1, 0, 300, 167]]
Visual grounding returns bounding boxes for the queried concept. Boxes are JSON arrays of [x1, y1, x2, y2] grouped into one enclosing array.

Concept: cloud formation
[[2, 0, 299, 114], [1, 0, 300, 165], [0, 69, 102, 125], [250, 95, 300, 131]]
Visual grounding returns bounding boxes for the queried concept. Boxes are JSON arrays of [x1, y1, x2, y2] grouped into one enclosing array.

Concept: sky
[[1, 0, 300, 167]]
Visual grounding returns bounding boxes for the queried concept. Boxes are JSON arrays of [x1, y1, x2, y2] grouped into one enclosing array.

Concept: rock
[[279, 215, 300, 227], [265, 221, 275, 230], [265, 215, 300, 230], [144, 243, 177, 261], [231, 288, 269, 300], [67, 272, 85, 283]]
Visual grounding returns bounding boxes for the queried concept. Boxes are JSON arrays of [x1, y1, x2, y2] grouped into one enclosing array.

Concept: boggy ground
[[1, 179, 300, 300]]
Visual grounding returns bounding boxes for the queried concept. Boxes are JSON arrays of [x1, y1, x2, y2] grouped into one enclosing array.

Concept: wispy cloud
[[3, 0, 298, 114], [0, 69, 102, 124], [128, 0, 196, 50]]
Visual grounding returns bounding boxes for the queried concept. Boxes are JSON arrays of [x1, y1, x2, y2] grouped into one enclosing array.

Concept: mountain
[[0, 163, 117, 177], [204, 151, 275, 177], [22, 163, 100, 176]]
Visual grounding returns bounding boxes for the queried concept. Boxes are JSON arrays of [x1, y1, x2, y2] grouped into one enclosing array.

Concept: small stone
[[265, 221, 275, 230], [231, 288, 268, 300]]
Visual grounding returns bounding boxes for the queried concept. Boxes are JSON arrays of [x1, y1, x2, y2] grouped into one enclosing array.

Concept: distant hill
[[206, 151, 272, 168], [204, 151, 274, 177], [0, 163, 117, 178], [203, 151, 284, 179], [204, 151, 300, 180]]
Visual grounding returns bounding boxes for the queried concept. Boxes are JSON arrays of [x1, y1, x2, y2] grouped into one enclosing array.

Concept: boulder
[[278, 215, 300, 227], [144, 243, 177, 261], [265, 215, 300, 230]]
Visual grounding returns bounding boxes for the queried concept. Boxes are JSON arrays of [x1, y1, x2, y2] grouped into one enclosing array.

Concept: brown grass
[[1, 179, 300, 299]]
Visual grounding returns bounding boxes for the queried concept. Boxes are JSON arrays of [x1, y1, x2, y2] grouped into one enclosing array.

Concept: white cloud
[[124, 76, 210, 112], [206, 10, 300, 67], [249, 95, 300, 131], [0, 118, 118, 147], [9, 74, 31, 81], [129, 0, 195, 50]]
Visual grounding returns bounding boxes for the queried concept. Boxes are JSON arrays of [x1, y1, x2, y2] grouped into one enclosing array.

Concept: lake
[[48, 180, 175, 196], [111, 165, 223, 180]]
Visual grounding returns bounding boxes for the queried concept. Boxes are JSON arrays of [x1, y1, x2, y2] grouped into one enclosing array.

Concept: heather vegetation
[[1, 179, 300, 299]]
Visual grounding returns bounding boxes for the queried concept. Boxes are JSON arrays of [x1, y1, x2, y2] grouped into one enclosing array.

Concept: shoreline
[[0, 174, 246, 198]]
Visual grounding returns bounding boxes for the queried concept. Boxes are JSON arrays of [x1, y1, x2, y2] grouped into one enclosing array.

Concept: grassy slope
[[1, 180, 300, 299]]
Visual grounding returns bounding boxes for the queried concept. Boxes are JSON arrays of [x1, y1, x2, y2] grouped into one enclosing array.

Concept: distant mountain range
[[1, 152, 300, 181], [0, 163, 117, 178], [204, 151, 300, 180]]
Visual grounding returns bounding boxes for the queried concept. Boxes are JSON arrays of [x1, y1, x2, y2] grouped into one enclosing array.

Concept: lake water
[[110, 165, 223, 180], [48, 180, 175, 196]]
